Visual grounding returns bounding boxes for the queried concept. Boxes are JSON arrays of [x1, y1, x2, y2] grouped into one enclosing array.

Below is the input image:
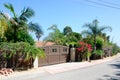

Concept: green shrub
[[94, 50, 104, 56], [0, 42, 44, 69], [96, 37, 104, 50], [112, 43, 120, 55]]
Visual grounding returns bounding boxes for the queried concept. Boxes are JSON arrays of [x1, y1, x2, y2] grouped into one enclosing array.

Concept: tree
[[98, 32, 110, 42], [0, 12, 10, 41], [64, 32, 82, 47], [63, 26, 82, 46], [82, 19, 112, 52], [0, 3, 45, 70], [96, 36, 104, 50], [44, 24, 65, 45], [29, 22, 43, 41], [4, 3, 34, 42], [63, 26, 72, 35]]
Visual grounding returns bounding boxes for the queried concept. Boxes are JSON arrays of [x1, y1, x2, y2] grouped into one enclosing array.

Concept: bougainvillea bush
[[76, 42, 92, 61]]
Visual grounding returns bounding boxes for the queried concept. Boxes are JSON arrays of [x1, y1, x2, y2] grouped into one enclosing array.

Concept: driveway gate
[[38, 45, 69, 66]]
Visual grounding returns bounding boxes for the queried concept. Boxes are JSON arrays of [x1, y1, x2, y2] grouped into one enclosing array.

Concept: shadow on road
[[98, 60, 120, 80], [110, 64, 120, 69], [99, 74, 120, 80]]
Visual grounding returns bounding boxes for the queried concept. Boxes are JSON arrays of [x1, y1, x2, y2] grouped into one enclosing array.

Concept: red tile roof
[[35, 41, 55, 47]]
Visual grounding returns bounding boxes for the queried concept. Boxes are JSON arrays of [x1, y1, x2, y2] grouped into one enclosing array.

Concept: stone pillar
[[70, 48, 76, 62], [33, 56, 38, 68]]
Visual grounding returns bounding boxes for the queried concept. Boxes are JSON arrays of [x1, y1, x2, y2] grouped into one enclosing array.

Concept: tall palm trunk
[[93, 35, 97, 59], [93, 35, 96, 52]]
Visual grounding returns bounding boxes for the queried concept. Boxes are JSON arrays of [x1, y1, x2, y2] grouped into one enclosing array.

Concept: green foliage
[[82, 37, 94, 47], [20, 7, 35, 22], [45, 25, 82, 46], [64, 32, 82, 47], [82, 19, 112, 51], [87, 52, 92, 58], [63, 26, 72, 35], [99, 32, 110, 42], [3, 3, 42, 43], [0, 13, 10, 39], [112, 43, 120, 55], [5, 30, 34, 45], [0, 3, 44, 44], [17, 31, 34, 45], [44, 24, 65, 45], [0, 42, 45, 59], [0, 42, 44, 69], [94, 50, 104, 56], [102, 42, 112, 57], [96, 37, 104, 50], [29, 22, 43, 41], [4, 3, 16, 18]]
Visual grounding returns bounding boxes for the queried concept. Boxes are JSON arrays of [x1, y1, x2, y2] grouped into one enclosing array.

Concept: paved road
[[2, 57, 120, 80]]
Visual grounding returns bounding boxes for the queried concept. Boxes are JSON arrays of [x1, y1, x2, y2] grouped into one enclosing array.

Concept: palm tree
[[29, 22, 43, 41], [4, 3, 34, 42], [82, 19, 112, 52], [98, 32, 111, 42], [63, 26, 72, 35], [44, 24, 65, 45]]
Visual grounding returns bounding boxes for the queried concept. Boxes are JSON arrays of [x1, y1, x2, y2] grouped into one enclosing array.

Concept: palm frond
[[28, 22, 43, 34], [20, 7, 34, 22], [83, 23, 95, 32], [47, 24, 58, 31], [83, 23, 91, 28], [81, 30, 92, 36], [99, 26, 112, 32], [4, 3, 16, 18]]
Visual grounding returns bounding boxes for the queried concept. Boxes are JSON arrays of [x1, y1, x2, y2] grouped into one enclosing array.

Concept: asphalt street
[[2, 57, 120, 80]]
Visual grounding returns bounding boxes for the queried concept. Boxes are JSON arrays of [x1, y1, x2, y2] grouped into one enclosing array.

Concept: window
[[52, 49, 57, 52], [63, 48, 67, 52]]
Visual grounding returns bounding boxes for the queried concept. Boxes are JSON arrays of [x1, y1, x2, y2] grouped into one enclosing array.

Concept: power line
[[115, 0, 120, 3], [98, 0, 120, 7], [71, 0, 102, 9], [85, 0, 120, 10]]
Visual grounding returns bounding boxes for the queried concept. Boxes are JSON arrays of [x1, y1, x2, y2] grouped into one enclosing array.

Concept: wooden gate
[[38, 45, 69, 66]]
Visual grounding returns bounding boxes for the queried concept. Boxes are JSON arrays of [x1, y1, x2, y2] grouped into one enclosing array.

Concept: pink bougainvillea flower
[[77, 41, 92, 53]]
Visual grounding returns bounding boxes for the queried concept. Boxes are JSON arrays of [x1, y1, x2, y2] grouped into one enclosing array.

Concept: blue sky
[[0, 0, 120, 46]]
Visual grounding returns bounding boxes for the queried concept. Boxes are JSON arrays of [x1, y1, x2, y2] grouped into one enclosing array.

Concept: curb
[[40, 53, 120, 74]]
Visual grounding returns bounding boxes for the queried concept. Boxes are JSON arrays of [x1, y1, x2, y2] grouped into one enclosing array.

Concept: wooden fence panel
[[38, 45, 69, 67]]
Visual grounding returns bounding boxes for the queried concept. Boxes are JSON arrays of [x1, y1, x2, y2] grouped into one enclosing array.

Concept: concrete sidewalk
[[40, 53, 120, 74], [1, 53, 120, 80]]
